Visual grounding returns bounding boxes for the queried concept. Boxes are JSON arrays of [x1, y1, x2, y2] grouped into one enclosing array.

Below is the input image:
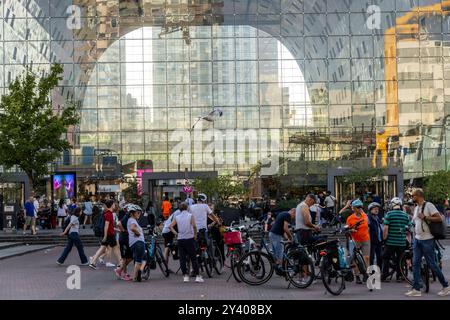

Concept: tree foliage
[[424, 170, 450, 204], [194, 175, 245, 206], [122, 179, 143, 207], [0, 64, 79, 191]]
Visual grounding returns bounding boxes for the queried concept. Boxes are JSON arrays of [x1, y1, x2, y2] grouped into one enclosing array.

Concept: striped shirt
[[383, 210, 411, 247]]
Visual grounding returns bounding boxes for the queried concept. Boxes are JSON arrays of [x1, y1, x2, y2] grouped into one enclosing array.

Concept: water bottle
[[338, 246, 348, 269], [149, 238, 155, 259]]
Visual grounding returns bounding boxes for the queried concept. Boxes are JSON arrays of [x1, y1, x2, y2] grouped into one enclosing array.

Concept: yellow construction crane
[[373, 1, 450, 167]]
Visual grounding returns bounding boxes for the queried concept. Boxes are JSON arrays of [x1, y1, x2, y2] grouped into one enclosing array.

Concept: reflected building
[[1, 0, 450, 197]]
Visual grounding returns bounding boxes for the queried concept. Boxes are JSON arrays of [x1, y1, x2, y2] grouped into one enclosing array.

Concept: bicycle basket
[[224, 231, 243, 245]]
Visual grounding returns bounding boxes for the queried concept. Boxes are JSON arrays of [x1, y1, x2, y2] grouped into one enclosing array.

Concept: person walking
[[88, 199, 122, 270], [57, 199, 68, 228], [56, 207, 88, 265], [381, 197, 411, 282], [23, 196, 37, 235], [82, 196, 94, 229], [324, 191, 336, 223], [368, 202, 383, 271], [114, 204, 135, 281], [405, 189, 450, 297], [161, 197, 172, 220], [169, 202, 203, 283]]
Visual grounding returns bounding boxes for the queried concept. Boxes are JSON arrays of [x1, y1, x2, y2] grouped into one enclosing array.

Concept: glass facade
[[1, 0, 450, 186]]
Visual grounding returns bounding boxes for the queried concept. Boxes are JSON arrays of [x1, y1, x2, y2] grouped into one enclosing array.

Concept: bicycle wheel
[[320, 258, 345, 296], [142, 264, 150, 280], [202, 251, 213, 278], [212, 245, 224, 275], [156, 245, 170, 278], [230, 253, 242, 283], [354, 251, 368, 279], [285, 248, 315, 289], [237, 251, 273, 286], [399, 251, 414, 286]]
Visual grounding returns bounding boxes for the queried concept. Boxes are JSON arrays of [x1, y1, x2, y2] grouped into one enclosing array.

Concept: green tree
[[0, 64, 79, 193], [194, 175, 245, 206], [424, 170, 450, 204], [122, 179, 142, 207]]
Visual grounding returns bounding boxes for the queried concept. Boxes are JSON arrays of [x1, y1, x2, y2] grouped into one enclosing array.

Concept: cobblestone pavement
[[1, 244, 450, 300]]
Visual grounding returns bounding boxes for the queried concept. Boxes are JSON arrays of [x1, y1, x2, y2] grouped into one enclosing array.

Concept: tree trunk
[[25, 171, 35, 197]]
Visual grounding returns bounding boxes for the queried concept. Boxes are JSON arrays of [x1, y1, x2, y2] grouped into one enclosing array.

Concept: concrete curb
[[0, 245, 57, 261]]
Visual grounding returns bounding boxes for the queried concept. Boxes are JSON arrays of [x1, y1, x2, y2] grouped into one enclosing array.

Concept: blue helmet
[[351, 199, 364, 208]]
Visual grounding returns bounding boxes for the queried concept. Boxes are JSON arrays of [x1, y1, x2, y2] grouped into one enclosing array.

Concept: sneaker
[[80, 261, 89, 266], [88, 263, 97, 270], [438, 287, 450, 297], [405, 289, 422, 297], [183, 275, 190, 282], [99, 258, 105, 265], [195, 275, 204, 283], [121, 274, 132, 281], [56, 261, 63, 266], [114, 268, 122, 279], [355, 275, 362, 284], [136, 270, 142, 282], [106, 262, 116, 268]]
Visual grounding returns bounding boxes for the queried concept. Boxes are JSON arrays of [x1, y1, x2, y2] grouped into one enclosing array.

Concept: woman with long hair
[[57, 199, 67, 228]]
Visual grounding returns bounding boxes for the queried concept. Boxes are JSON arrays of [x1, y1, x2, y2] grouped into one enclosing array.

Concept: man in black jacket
[[368, 202, 383, 271]]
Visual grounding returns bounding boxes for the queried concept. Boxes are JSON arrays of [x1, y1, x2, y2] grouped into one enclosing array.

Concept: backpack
[[422, 202, 447, 240], [93, 213, 105, 238], [62, 216, 71, 231]]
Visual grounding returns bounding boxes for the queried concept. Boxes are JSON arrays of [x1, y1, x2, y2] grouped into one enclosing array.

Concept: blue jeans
[[58, 232, 88, 264], [412, 239, 448, 290], [269, 232, 283, 263]]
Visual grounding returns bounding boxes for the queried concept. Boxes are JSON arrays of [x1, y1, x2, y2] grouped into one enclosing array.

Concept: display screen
[[52, 173, 76, 200]]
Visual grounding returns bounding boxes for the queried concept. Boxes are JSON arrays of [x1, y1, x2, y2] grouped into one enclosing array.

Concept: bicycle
[[223, 222, 248, 283], [318, 221, 368, 295], [400, 239, 444, 293], [142, 226, 170, 280], [236, 222, 315, 288]]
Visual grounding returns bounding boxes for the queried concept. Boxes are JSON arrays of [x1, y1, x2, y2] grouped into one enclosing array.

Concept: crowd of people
[[266, 188, 450, 297], [16, 187, 450, 296]]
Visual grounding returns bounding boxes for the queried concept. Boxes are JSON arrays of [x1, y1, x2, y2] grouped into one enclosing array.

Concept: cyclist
[[368, 202, 383, 271], [295, 194, 321, 245], [269, 208, 296, 275], [189, 194, 220, 247], [169, 202, 203, 283], [406, 188, 450, 297], [127, 204, 146, 282], [161, 208, 181, 272], [346, 199, 370, 284], [381, 197, 411, 282]]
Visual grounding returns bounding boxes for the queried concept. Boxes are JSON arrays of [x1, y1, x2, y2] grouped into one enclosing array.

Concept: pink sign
[[137, 168, 153, 196], [182, 186, 193, 194]]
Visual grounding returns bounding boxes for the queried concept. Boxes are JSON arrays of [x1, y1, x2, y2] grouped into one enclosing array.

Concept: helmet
[[125, 204, 143, 213], [197, 193, 207, 202], [368, 202, 381, 212], [351, 199, 364, 208], [390, 197, 403, 208]]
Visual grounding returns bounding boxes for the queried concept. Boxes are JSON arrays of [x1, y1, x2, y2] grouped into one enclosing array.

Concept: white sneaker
[[183, 275, 190, 282], [405, 289, 422, 297], [195, 275, 204, 283], [438, 287, 450, 297], [99, 258, 105, 265], [105, 262, 116, 268]]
